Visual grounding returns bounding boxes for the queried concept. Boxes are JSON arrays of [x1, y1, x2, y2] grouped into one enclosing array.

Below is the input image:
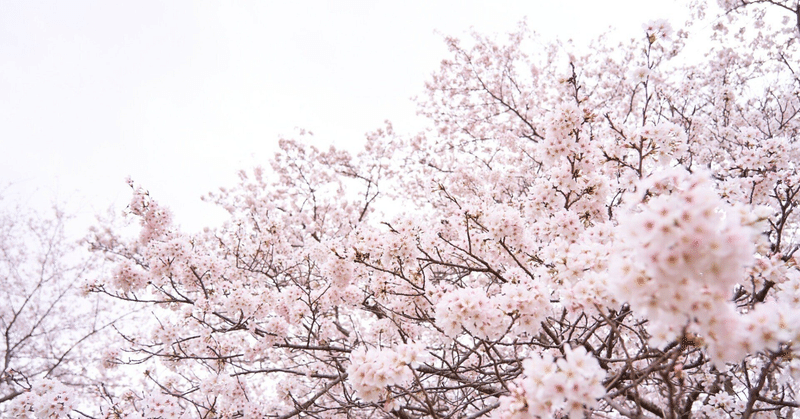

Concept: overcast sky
[[1, 0, 691, 232]]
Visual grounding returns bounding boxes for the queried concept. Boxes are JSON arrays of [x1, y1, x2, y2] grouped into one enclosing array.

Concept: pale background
[[1, 0, 692, 233]]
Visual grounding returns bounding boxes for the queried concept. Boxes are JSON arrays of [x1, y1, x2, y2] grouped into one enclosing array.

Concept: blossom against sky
[[1, 0, 689, 231]]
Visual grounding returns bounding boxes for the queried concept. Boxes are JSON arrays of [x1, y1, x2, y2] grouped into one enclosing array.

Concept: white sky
[[1, 0, 691, 233]]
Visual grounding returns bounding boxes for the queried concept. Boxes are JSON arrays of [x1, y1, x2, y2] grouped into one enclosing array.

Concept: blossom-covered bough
[[78, 1, 800, 418]]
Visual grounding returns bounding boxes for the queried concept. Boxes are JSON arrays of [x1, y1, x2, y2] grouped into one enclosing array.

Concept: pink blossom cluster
[[611, 169, 773, 362], [643, 19, 674, 40], [346, 343, 426, 404], [697, 392, 747, 417], [126, 179, 173, 245], [495, 345, 606, 419], [434, 287, 508, 340], [633, 122, 688, 166], [496, 281, 551, 336], [6, 379, 75, 419], [542, 102, 586, 164], [738, 301, 799, 355], [140, 392, 185, 419]]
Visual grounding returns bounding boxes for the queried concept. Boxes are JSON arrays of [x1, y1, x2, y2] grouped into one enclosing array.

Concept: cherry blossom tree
[[0, 197, 125, 418], [84, 1, 800, 418]]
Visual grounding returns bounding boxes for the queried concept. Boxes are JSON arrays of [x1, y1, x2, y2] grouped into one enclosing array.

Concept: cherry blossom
[[76, 1, 800, 417]]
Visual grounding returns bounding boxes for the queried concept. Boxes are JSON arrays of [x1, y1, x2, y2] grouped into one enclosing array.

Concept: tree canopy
[[5, 1, 800, 418]]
